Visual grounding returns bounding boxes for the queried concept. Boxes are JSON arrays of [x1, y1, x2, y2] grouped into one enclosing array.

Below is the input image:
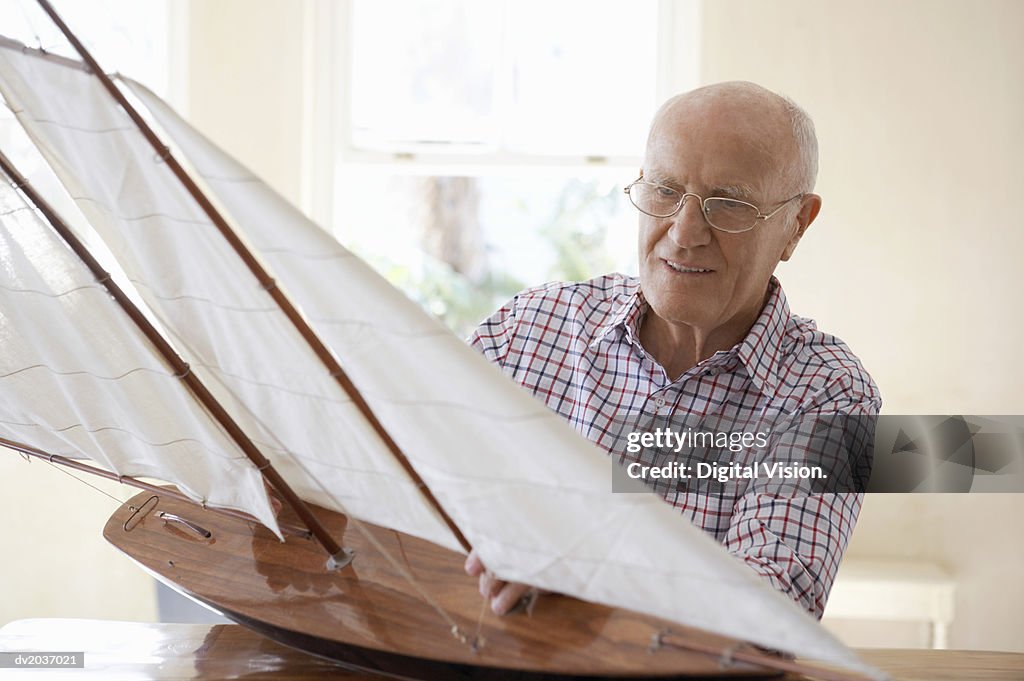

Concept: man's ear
[[781, 193, 821, 261]]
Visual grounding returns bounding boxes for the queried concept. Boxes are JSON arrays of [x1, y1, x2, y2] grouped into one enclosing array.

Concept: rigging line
[[0, 35, 84, 72], [0, 134, 345, 564], [43, 457, 129, 507], [0, 418, 253, 465], [1, 439, 312, 538], [35, 0, 471, 555], [13, 0, 43, 50], [655, 629, 869, 681], [472, 580, 491, 652]]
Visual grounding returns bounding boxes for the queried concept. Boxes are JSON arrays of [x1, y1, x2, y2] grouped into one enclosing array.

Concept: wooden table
[[1, 619, 1022, 680]]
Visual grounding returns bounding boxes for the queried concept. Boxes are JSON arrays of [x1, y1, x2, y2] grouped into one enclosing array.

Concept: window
[[329, 1, 697, 336]]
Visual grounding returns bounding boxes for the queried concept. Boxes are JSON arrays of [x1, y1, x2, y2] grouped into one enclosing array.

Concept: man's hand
[[464, 549, 535, 615]]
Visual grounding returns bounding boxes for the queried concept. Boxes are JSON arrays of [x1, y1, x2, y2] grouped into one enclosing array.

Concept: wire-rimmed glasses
[[624, 178, 803, 234]]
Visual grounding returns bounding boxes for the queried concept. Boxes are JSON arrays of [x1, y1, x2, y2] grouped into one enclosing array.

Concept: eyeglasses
[[624, 177, 803, 234]]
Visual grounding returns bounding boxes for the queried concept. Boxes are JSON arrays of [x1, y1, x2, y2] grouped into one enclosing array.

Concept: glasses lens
[[703, 198, 759, 232], [628, 182, 680, 217]]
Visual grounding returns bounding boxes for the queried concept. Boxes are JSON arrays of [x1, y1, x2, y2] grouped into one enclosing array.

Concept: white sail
[[0, 43, 463, 553], [0, 162, 280, 535], [0, 41, 883, 678]]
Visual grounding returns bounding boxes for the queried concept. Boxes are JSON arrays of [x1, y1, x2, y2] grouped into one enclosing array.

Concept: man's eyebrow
[[709, 183, 757, 200], [644, 172, 757, 199], [644, 171, 678, 187]]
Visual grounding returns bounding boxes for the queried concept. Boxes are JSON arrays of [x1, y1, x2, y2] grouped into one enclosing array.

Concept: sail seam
[[0, 205, 34, 217], [0, 417, 250, 459], [126, 280, 281, 312], [196, 173, 259, 184], [0, 363, 171, 381], [174, 361, 351, 403], [306, 317, 450, 339], [70, 195, 211, 226], [258, 247, 356, 260], [0, 281, 105, 298], [12, 114, 134, 135]]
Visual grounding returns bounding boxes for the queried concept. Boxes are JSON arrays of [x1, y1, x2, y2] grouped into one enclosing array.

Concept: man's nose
[[667, 194, 713, 248]]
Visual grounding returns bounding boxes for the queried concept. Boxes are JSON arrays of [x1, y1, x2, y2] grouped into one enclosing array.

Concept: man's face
[[638, 97, 810, 344]]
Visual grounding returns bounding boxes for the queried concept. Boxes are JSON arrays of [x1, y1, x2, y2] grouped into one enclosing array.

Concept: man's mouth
[[663, 259, 714, 274]]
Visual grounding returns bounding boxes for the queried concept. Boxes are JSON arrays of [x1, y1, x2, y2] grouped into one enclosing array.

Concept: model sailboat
[[0, 4, 883, 679]]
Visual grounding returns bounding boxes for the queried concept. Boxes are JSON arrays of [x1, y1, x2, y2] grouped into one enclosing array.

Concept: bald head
[[646, 82, 818, 194]]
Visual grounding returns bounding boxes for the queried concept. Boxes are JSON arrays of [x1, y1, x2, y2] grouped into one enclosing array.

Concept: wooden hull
[[104, 490, 780, 680]]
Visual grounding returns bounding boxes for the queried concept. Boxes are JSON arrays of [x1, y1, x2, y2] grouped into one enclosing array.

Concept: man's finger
[[479, 571, 504, 599], [491, 582, 531, 615], [464, 550, 484, 577]]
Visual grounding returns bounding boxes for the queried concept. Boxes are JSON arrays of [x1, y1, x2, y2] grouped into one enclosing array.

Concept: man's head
[[636, 81, 822, 357]]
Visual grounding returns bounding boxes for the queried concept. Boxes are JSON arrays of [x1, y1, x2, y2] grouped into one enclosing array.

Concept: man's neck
[[638, 318, 730, 381], [638, 293, 769, 382]]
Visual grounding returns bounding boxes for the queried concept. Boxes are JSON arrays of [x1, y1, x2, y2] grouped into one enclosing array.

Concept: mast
[[34, 0, 471, 555], [0, 147, 352, 569]]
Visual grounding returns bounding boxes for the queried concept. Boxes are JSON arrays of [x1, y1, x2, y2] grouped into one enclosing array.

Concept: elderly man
[[465, 81, 880, 619]]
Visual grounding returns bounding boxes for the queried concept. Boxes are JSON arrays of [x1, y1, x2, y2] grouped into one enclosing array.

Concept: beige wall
[[3, 0, 1022, 654], [184, 0, 310, 205], [0, 457, 156, 625], [698, 0, 1024, 651]]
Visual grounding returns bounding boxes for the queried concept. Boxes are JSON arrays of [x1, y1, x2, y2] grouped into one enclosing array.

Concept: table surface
[[1, 618, 1022, 680]]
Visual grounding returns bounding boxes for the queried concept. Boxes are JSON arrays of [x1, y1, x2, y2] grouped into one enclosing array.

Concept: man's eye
[[655, 186, 677, 198], [707, 199, 745, 212]]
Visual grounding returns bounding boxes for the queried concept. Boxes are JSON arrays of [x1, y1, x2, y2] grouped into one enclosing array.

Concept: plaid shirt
[[469, 274, 880, 618]]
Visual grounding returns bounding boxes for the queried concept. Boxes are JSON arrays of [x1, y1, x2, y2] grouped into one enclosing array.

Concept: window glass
[[348, 0, 657, 158], [350, 0, 501, 151], [503, 0, 657, 157], [333, 169, 638, 337]]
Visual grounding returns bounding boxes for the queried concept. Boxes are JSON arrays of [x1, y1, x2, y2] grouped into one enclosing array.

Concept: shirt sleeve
[[720, 377, 880, 619], [467, 295, 519, 368]]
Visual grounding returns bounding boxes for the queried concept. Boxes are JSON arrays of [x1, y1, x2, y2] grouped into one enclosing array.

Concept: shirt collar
[[735, 276, 790, 398], [590, 276, 791, 398], [589, 280, 645, 349]]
